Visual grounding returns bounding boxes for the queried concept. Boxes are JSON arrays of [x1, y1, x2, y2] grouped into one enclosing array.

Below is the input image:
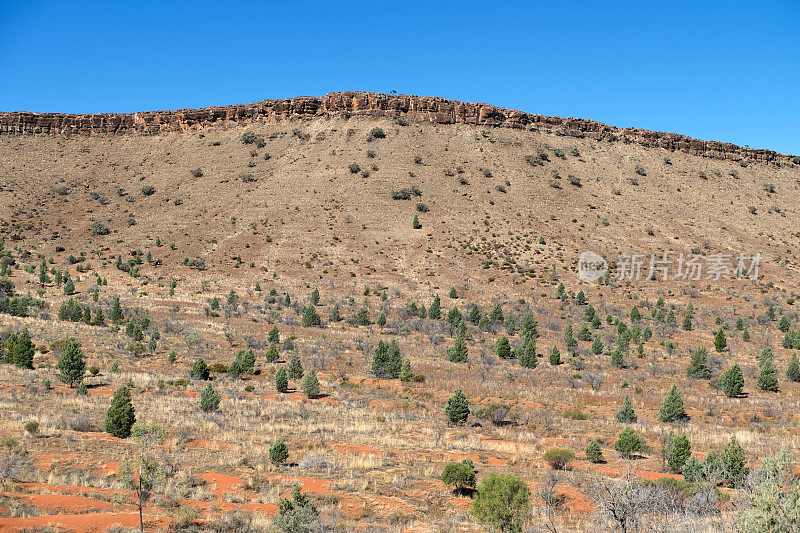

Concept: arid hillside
[[1, 93, 800, 532]]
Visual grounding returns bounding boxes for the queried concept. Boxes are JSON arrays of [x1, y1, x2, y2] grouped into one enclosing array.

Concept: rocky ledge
[[0, 91, 793, 165]]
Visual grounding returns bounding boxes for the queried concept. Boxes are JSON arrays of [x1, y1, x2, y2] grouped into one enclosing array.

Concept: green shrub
[[614, 427, 650, 458], [441, 461, 476, 490], [270, 438, 289, 465], [24, 421, 39, 434], [543, 448, 575, 470], [471, 473, 531, 533]]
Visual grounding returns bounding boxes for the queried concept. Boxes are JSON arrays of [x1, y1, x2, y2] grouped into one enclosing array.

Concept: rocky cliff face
[[0, 91, 792, 165]]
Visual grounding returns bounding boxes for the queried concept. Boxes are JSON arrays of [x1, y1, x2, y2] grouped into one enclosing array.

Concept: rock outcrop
[[0, 91, 792, 165]]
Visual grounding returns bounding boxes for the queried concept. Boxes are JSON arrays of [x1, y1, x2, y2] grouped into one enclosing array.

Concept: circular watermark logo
[[578, 251, 608, 282]]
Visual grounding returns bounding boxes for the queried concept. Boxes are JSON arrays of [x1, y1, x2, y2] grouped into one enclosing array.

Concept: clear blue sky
[[2, 1, 798, 154]]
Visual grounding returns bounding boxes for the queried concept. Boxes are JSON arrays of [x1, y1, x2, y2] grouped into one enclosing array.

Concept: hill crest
[[0, 91, 794, 166]]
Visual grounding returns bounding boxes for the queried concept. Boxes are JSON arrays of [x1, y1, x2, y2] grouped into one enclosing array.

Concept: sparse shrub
[[348, 163, 360, 174], [141, 185, 155, 196], [634, 165, 646, 176], [190, 168, 203, 177], [24, 421, 39, 434], [366, 127, 385, 141], [90, 222, 110, 236], [544, 448, 575, 470]]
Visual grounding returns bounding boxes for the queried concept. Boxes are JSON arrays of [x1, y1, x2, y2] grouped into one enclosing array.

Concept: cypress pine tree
[[57, 338, 85, 386], [371, 339, 402, 378], [93, 307, 105, 326], [496, 336, 512, 359], [586, 439, 604, 463], [757, 355, 779, 392], [310, 288, 320, 306], [328, 303, 340, 322], [630, 306, 641, 322], [356, 306, 371, 326], [666, 432, 692, 474], [518, 334, 537, 368], [616, 395, 637, 423], [275, 367, 289, 393], [449, 287, 458, 299], [376, 312, 387, 327], [591, 335, 603, 355], [105, 387, 136, 438], [721, 437, 749, 488], [38, 260, 51, 287], [742, 328, 750, 342], [190, 358, 210, 380], [10, 329, 35, 369], [445, 389, 470, 424], [787, 354, 800, 382], [778, 315, 791, 332], [521, 308, 538, 338], [412, 215, 422, 229], [477, 313, 491, 331], [429, 295, 441, 320], [610, 348, 624, 368], [268, 326, 280, 344], [468, 304, 480, 324], [714, 329, 727, 352], [63, 276, 75, 295], [288, 354, 304, 380], [399, 359, 414, 382], [720, 363, 744, 397], [448, 331, 468, 363], [686, 346, 711, 379], [269, 438, 289, 465], [578, 323, 591, 341], [682, 313, 692, 331], [549, 345, 561, 366], [200, 383, 221, 412], [301, 304, 321, 327], [111, 295, 124, 324], [575, 290, 586, 305], [658, 385, 687, 422], [504, 315, 516, 335], [489, 304, 504, 323], [301, 369, 320, 398], [265, 344, 279, 363]]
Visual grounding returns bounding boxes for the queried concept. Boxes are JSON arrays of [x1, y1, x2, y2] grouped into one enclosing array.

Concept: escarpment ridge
[[0, 91, 793, 165]]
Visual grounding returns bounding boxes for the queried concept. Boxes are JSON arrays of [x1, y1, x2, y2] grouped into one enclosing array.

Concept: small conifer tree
[[301, 369, 320, 398], [275, 367, 289, 393], [616, 394, 637, 423], [105, 387, 136, 438], [200, 383, 221, 412], [445, 389, 470, 424], [57, 338, 86, 387], [658, 385, 687, 422]]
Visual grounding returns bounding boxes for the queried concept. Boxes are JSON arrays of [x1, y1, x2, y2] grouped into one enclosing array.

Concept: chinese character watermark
[[577, 251, 760, 283]]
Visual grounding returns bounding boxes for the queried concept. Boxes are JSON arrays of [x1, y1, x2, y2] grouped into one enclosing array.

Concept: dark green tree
[[787, 353, 800, 382], [288, 354, 304, 380], [429, 295, 441, 319], [275, 367, 289, 393], [200, 383, 221, 412], [496, 336, 512, 359], [268, 326, 280, 344], [616, 394, 637, 423], [270, 438, 289, 465], [111, 295, 124, 324], [57, 338, 85, 386], [591, 335, 603, 355], [301, 369, 320, 398], [658, 385, 687, 422], [9, 329, 35, 369], [714, 328, 727, 352], [301, 304, 321, 327], [720, 363, 744, 397], [686, 346, 711, 379], [372, 339, 402, 378], [356, 306, 371, 326], [586, 440, 604, 463], [274, 484, 319, 533], [666, 431, 692, 473], [310, 288, 320, 306], [757, 355, 779, 392], [105, 387, 136, 438], [328, 303, 340, 322], [265, 344, 279, 363], [445, 389, 470, 424], [190, 358, 209, 380], [549, 345, 561, 366], [518, 334, 537, 368], [721, 436, 749, 487]]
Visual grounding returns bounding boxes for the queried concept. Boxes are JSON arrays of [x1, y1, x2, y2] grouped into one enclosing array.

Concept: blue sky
[[1, 1, 798, 154]]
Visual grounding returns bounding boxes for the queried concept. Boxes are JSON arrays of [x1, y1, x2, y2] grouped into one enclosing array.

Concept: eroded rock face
[[0, 91, 791, 165]]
